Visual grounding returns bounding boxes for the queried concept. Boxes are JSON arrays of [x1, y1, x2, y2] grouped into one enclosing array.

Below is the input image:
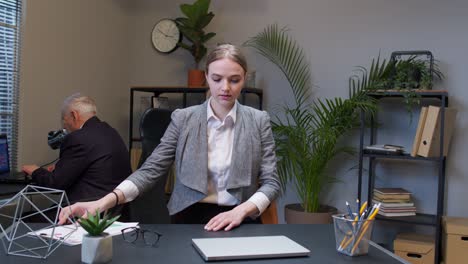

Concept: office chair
[[261, 201, 279, 224], [129, 107, 278, 224], [129, 108, 173, 224]]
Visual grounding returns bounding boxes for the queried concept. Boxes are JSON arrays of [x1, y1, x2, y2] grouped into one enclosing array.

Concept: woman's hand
[[58, 190, 125, 225], [58, 200, 102, 225], [204, 201, 258, 231]]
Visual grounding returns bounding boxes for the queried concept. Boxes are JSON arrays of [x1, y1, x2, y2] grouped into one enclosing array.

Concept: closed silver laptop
[[192, 235, 310, 261]]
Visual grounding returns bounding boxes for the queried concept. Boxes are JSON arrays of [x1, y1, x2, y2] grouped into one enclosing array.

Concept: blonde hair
[[62, 93, 97, 117], [205, 44, 248, 74]]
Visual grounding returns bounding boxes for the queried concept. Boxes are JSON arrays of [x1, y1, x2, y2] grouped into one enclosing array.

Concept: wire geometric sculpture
[[0, 185, 76, 259]]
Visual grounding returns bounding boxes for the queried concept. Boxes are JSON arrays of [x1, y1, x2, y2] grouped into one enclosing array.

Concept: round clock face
[[151, 19, 181, 53]]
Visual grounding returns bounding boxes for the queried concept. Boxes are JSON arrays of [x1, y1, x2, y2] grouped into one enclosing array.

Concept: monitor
[[0, 134, 10, 174]]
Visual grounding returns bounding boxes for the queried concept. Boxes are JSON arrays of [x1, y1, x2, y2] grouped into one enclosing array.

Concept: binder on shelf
[[417, 106, 457, 158], [411, 107, 428, 157]]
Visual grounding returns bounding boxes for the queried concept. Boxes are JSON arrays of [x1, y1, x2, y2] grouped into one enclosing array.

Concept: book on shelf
[[374, 188, 411, 200], [380, 207, 416, 213], [374, 193, 411, 200], [372, 199, 414, 207], [364, 145, 404, 155], [374, 188, 412, 195], [383, 144, 405, 150], [378, 211, 416, 217], [373, 197, 412, 203]]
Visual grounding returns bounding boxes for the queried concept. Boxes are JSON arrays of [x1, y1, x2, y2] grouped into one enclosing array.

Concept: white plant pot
[[81, 233, 113, 264]]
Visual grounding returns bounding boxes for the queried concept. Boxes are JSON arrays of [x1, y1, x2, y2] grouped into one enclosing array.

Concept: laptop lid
[[192, 235, 310, 261], [0, 134, 10, 174]]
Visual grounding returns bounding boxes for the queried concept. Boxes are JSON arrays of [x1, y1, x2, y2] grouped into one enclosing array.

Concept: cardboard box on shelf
[[443, 217, 468, 264], [394, 233, 434, 264]]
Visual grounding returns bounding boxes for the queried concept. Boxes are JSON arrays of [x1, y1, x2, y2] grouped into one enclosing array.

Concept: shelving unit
[[128, 86, 263, 152], [357, 90, 449, 264]]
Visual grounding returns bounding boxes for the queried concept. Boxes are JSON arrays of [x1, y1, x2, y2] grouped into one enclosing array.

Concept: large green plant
[[245, 24, 377, 213], [175, 0, 216, 69]]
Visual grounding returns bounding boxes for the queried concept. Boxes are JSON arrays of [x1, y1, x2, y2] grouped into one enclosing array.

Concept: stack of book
[[373, 188, 416, 217]]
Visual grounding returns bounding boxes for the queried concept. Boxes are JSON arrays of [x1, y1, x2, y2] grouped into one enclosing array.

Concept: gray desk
[[0, 183, 27, 198], [0, 224, 404, 263]]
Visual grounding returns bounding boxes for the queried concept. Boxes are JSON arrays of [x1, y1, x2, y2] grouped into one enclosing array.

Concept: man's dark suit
[[32, 116, 131, 203]]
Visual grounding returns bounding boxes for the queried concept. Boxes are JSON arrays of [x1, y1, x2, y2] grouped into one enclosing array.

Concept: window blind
[[0, 0, 21, 170]]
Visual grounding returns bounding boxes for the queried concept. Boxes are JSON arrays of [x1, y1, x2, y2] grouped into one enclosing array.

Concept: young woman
[[59, 44, 280, 232]]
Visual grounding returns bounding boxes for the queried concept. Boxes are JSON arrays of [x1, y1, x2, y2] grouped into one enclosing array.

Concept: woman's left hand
[[204, 201, 258, 231]]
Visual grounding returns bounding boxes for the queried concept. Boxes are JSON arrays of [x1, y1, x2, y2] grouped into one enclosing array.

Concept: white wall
[[19, 0, 132, 167]]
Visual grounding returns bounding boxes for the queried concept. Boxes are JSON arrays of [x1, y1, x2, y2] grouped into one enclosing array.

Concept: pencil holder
[[332, 214, 375, 256]]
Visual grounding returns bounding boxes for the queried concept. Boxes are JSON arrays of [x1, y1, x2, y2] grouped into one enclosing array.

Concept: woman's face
[[206, 58, 245, 111]]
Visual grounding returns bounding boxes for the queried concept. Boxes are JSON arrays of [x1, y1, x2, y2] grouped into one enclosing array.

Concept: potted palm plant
[[245, 24, 377, 224], [79, 210, 120, 264], [175, 0, 216, 87]]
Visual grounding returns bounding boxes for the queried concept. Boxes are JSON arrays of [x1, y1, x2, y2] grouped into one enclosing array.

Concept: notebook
[[192, 235, 310, 261], [0, 134, 30, 184]]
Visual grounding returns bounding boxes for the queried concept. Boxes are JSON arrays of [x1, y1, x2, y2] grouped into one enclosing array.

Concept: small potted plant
[[79, 210, 120, 264], [356, 52, 444, 120], [175, 0, 216, 87]]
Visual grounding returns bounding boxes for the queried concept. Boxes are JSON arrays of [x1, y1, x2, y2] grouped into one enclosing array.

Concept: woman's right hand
[[58, 200, 102, 225]]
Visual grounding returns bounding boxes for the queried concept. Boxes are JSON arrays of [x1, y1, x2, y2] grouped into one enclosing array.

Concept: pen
[[356, 199, 360, 217], [345, 201, 353, 218], [367, 203, 378, 219], [368, 203, 381, 220], [359, 201, 368, 216]]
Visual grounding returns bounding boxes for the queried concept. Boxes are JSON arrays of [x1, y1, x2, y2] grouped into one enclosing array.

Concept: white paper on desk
[[28, 221, 139, 246]]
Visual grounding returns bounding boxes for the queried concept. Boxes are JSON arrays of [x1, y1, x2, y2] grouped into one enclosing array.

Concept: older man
[[22, 94, 131, 204]]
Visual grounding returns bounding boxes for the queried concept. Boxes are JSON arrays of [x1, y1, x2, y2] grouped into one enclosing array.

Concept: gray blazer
[[127, 101, 280, 215]]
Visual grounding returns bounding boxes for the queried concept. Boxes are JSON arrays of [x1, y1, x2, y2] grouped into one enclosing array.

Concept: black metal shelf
[[128, 86, 263, 153], [366, 89, 448, 99], [376, 213, 437, 226], [131, 86, 263, 95], [357, 90, 448, 264], [363, 152, 444, 162]]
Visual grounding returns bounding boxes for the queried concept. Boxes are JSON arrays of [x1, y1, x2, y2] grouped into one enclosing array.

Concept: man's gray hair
[[62, 93, 97, 117]]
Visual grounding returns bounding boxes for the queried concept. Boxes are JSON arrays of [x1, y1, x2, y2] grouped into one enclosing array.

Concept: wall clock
[[151, 19, 181, 53]]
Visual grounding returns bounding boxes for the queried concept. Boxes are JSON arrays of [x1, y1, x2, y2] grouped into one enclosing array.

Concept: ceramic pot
[[284, 203, 338, 224], [81, 233, 112, 264], [188, 69, 206, 87]]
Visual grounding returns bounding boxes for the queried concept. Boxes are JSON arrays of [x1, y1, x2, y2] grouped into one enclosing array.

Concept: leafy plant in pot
[[79, 210, 120, 264], [245, 24, 377, 224], [357, 53, 444, 121], [175, 0, 216, 87]]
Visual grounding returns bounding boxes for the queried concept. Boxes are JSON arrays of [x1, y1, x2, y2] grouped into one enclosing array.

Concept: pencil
[[350, 203, 380, 254]]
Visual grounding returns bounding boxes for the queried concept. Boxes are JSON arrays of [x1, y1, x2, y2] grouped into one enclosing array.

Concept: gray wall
[[125, 0, 468, 223], [18, 0, 468, 228], [18, 0, 132, 167]]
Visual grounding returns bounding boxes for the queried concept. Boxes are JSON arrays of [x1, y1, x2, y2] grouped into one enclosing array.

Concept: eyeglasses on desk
[[121, 226, 162, 246]]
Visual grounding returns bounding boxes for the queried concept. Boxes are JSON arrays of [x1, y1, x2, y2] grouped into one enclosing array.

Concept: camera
[[48, 129, 67, 150]]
